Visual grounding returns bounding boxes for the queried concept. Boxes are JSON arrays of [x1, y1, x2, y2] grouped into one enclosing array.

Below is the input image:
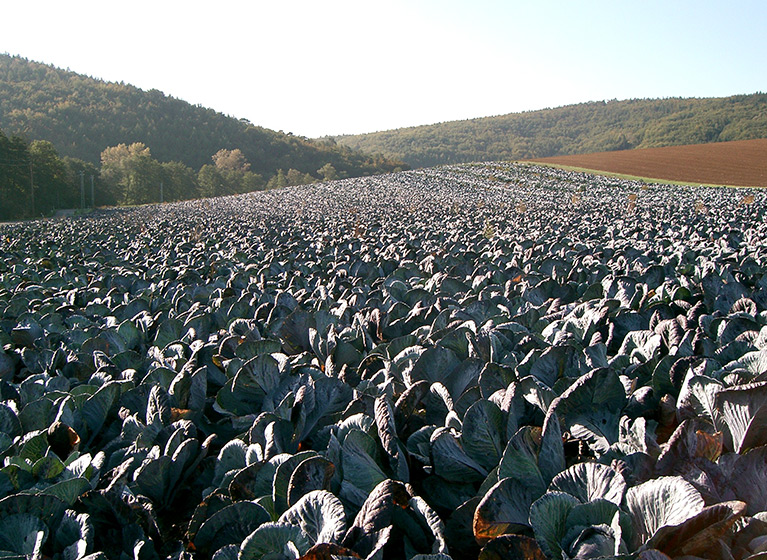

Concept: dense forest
[[0, 130, 97, 220], [335, 94, 767, 168], [0, 54, 406, 219]]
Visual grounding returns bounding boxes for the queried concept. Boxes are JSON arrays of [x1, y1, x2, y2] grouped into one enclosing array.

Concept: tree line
[[0, 54, 405, 198], [0, 128, 348, 221], [335, 94, 767, 168]]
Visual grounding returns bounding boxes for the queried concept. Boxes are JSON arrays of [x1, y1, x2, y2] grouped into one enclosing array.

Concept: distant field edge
[[517, 162, 746, 189], [524, 138, 767, 188]]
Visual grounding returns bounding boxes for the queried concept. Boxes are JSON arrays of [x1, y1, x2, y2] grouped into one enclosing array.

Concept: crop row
[[1, 163, 766, 559]]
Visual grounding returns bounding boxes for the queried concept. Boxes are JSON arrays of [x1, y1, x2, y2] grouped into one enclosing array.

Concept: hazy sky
[[1, 0, 765, 137]]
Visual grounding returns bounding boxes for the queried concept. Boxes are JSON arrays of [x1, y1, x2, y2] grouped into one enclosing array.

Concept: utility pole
[[160, 181, 164, 203], [29, 162, 35, 217], [80, 171, 85, 210], [90, 175, 95, 208]]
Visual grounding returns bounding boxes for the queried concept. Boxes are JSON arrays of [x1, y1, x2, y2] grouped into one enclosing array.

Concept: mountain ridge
[[0, 54, 405, 180], [333, 94, 767, 168]]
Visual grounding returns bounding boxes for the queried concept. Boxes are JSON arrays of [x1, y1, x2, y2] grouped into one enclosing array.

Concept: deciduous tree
[[317, 162, 338, 181], [100, 142, 163, 205]]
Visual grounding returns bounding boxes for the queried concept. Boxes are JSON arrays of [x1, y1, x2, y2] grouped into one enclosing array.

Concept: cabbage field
[[1, 162, 767, 560]]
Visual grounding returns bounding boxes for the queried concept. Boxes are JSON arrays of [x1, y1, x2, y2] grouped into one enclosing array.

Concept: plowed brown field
[[529, 138, 767, 187]]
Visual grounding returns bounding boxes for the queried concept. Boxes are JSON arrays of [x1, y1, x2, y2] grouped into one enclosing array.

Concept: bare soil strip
[[528, 138, 767, 187]]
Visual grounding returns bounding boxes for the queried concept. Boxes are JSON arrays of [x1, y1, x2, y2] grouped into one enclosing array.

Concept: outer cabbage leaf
[[548, 462, 626, 505], [272, 451, 320, 516], [460, 399, 506, 471], [81, 381, 121, 442], [618, 330, 662, 364], [477, 535, 547, 560], [445, 358, 484, 401], [41, 477, 92, 506], [343, 479, 408, 542], [443, 497, 481, 559], [715, 381, 767, 453], [342, 479, 437, 557], [0, 402, 22, 439], [0, 513, 48, 558], [635, 549, 673, 559], [743, 348, 767, 374], [529, 491, 579, 559], [296, 376, 353, 443], [408, 346, 461, 386], [624, 476, 704, 551], [194, 501, 270, 555], [298, 542, 363, 559], [133, 454, 173, 505], [239, 522, 311, 560], [229, 461, 267, 502], [498, 418, 564, 498], [431, 427, 488, 483], [213, 439, 248, 487], [549, 368, 626, 455], [409, 496, 449, 555], [53, 510, 94, 560], [515, 375, 556, 415], [726, 445, 767, 515], [497, 426, 546, 496], [216, 354, 283, 416], [287, 456, 335, 507], [0, 493, 67, 531], [340, 430, 388, 500], [278, 490, 346, 545], [212, 544, 240, 560], [676, 373, 725, 429], [278, 308, 315, 354], [568, 526, 626, 559], [473, 477, 537, 545], [169, 367, 207, 414], [654, 418, 723, 477], [561, 500, 631, 559], [374, 396, 409, 483], [145, 384, 171, 427], [645, 500, 746, 558]]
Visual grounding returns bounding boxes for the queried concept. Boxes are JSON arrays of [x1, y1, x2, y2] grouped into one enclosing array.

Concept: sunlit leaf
[[624, 476, 704, 550], [278, 490, 346, 545], [549, 462, 626, 505]]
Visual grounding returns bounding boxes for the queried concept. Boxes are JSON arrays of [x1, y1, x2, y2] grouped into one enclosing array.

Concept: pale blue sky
[[1, 0, 764, 137]]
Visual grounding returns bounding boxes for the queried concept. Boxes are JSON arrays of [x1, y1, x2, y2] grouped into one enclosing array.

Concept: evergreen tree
[[198, 164, 227, 198], [0, 130, 29, 220], [29, 140, 69, 216]]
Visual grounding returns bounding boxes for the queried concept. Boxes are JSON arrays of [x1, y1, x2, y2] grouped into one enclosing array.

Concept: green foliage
[[317, 162, 338, 181], [197, 164, 228, 199], [0, 130, 98, 220], [29, 140, 68, 215], [0, 129, 31, 220], [0, 54, 406, 201], [100, 142, 163, 205], [160, 160, 199, 202], [336, 94, 767, 167]]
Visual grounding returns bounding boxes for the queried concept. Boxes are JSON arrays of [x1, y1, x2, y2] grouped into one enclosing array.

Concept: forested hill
[[0, 54, 404, 178], [334, 94, 767, 168]]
